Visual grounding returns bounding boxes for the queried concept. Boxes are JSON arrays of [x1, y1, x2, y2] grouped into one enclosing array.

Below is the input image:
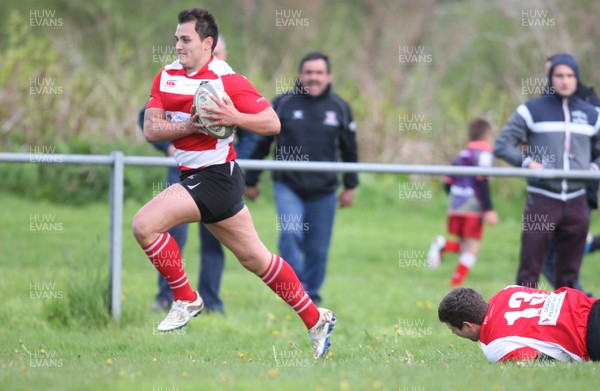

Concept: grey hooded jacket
[[494, 92, 600, 201]]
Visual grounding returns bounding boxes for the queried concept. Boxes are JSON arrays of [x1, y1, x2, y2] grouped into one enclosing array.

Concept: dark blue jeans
[[156, 166, 225, 311], [274, 181, 337, 305], [198, 223, 225, 312]]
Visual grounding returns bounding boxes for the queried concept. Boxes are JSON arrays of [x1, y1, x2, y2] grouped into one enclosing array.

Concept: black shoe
[[310, 294, 322, 307], [203, 306, 225, 315], [150, 299, 171, 312]]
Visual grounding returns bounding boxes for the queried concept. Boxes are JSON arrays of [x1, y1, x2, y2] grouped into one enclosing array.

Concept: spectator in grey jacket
[[541, 54, 600, 295], [494, 54, 600, 289]]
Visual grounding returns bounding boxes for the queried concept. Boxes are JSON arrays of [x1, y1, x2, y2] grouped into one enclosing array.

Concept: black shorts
[[180, 161, 245, 224], [586, 299, 600, 361]]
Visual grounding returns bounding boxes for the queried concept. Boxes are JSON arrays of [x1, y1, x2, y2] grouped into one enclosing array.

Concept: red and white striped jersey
[[147, 57, 270, 170], [479, 286, 597, 362]]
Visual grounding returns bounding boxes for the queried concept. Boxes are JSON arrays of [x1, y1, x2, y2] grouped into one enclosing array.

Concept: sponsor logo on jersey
[[571, 110, 588, 125], [538, 290, 566, 326], [323, 111, 339, 126], [166, 111, 191, 123], [450, 185, 475, 198]]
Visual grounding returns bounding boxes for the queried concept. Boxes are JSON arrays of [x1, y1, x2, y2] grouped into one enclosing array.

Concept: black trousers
[[586, 300, 600, 361], [517, 193, 589, 288]]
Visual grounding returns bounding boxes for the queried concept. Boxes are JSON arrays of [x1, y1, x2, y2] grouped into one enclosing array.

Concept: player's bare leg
[[204, 205, 271, 274], [207, 206, 336, 358], [132, 184, 204, 331], [132, 184, 200, 247]]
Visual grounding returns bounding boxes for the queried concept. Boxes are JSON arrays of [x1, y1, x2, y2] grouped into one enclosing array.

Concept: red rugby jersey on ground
[[146, 57, 270, 170], [479, 286, 597, 362]]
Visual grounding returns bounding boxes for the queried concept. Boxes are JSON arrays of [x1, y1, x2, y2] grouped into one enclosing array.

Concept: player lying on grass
[[438, 286, 600, 362]]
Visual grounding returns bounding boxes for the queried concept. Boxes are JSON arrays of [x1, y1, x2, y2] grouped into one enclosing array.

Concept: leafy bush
[[2, 1, 598, 205]]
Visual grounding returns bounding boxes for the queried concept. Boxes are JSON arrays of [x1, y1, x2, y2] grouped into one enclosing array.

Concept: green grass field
[[2, 173, 600, 391]]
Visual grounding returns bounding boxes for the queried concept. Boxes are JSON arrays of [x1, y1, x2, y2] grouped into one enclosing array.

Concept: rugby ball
[[193, 80, 236, 139]]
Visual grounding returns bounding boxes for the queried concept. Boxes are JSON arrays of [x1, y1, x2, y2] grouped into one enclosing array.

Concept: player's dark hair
[[468, 117, 493, 141], [298, 51, 331, 73], [178, 8, 219, 51], [438, 287, 488, 329]]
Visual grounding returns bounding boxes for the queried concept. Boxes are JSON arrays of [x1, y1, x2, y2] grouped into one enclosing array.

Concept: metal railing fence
[[3, 151, 600, 321]]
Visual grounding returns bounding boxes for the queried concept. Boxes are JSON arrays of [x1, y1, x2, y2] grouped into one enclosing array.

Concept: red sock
[[260, 254, 320, 329], [451, 252, 476, 286], [444, 240, 461, 253], [451, 263, 469, 286], [143, 232, 196, 302]]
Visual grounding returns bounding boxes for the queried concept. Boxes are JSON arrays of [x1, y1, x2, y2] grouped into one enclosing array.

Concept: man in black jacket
[[245, 52, 359, 304], [494, 54, 600, 289]]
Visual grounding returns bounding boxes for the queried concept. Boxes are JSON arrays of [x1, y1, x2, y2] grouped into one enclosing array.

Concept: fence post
[[109, 151, 124, 322]]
